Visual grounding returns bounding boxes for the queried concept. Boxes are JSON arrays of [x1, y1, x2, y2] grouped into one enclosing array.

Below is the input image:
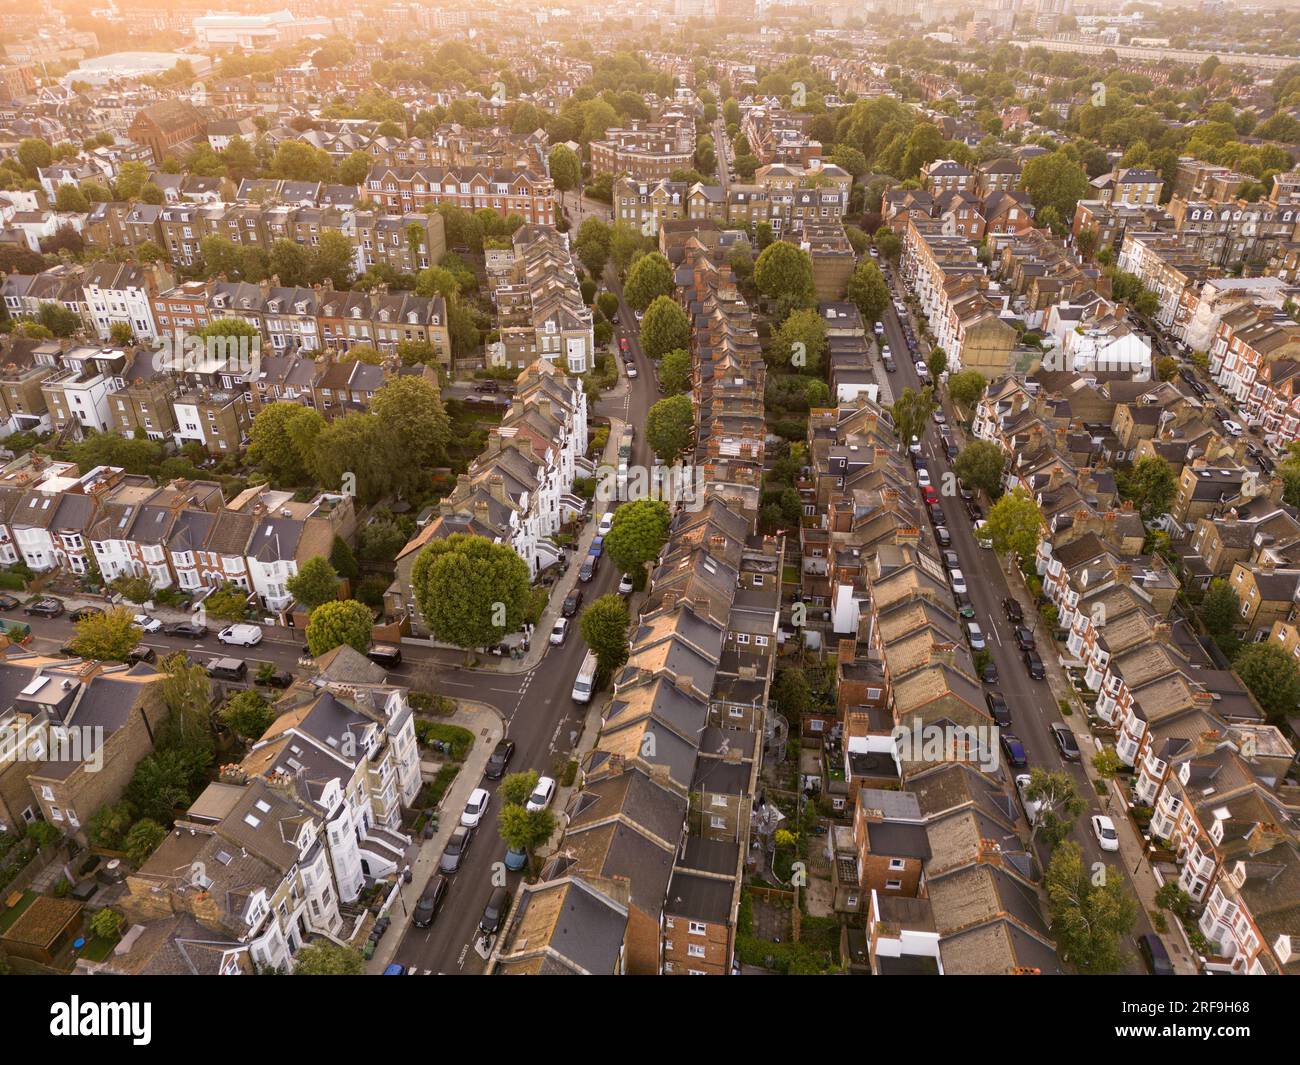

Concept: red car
[[923, 486, 939, 504], [619, 337, 629, 352]]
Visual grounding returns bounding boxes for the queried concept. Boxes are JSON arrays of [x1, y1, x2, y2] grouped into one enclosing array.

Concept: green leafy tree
[[754, 241, 815, 307], [639, 295, 691, 359], [338, 150, 372, 186], [1020, 150, 1091, 224], [1118, 455, 1176, 522], [90, 907, 124, 941], [87, 800, 136, 850], [608, 222, 646, 277], [268, 239, 310, 287], [123, 819, 167, 866], [927, 347, 948, 379], [156, 652, 216, 755], [220, 690, 276, 742], [580, 593, 631, 678], [948, 369, 988, 409], [203, 584, 250, 621], [953, 440, 1005, 499], [772, 667, 812, 720], [308, 230, 356, 289], [499, 770, 540, 808], [70, 606, 141, 662], [1200, 578, 1239, 636], [293, 942, 364, 975], [547, 143, 581, 204], [126, 750, 208, 825], [890, 386, 936, 457], [305, 600, 374, 658], [1232, 642, 1300, 725], [286, 556, 341, 611], [604, 500, 670, 589], [1023, 768, 1086, 847], [330, 536, 360, 581], [370, 375, 451, 468], [311, 412, 407, 503], [846, 259, 889, 323], [497, 803, 556, 858], [646, 393, 695, 461], [1046, 841, 1138, 974], [623, 252, 674, 311], [411, 534, 530, 657], [984, 488, 1045, 564], [658, 348, 693, 395], [770, 308, 827, 372]]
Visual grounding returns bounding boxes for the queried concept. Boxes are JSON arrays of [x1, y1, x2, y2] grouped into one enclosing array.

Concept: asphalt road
[[880, 282, 1153, 968]]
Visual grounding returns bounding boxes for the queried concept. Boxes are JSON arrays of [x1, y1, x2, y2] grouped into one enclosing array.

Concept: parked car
[[526, 776, 557, 812], [1023, 649, 1046, 680], [964, 499, 983, 522], [562, 588, 584, 618], [1003, 598, 1024, 624], [935, 526, 952, 547], [484, 739, 516, 780], [1222, 419, 1244, 436], [953, 593, 976, 620], [206, 657, 247, 682], [1137, 933, 1175, 975], [927, 504, 946, 526], [618, 573, 634, 595], [69, 605, 103, 623], [942, 550, 960, 571], [1051, 723, 1081, 762], [165, 620, 207, 639], [1000, 733, 1028, 769], [23, 597, 64, 618], [1015, 773, 1041, 825], [504, 845, 528, 872], [579, 556, 597, 582], [932, 409, 946, 425], [922, 486, 939, 505], [626, 364, 638, 378], [597, 511, 614, 536], [980, 660, 998, 684], [966, 622, 985, 650], [916, 467, 931, 488], [1091, 814, 1120, 852], [134, 613, 163, 634], [0, 593, 20, 611], [550, 617, 569, 646], [461, 787, 491, 828], [949, 569, 967, 594], [218, 624, 263, 647], [985, 691, 1011, 728], [908, 435, 922, 456], [412, 874, 449, 928], [1013, 627, 1035, 652], [439, 825, 475, 872], [973, 520, 992, 548], [367, 644, 402, 667], [126, 644, 156, 665], [882, 356, 897, 373], [479, 885, 511, 935], [475, 379, 500, 393]]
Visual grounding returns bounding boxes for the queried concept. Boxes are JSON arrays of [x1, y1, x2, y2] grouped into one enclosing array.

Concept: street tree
[[580, 593, 631, 678], [410, 534, 531, 658], [604, 500, 671, 590], [70, 606, 141, 662], [305, 599, 374, 658], [927, 347, 948, 379], [948, 368, 987, 409], [846, 258, 889, 323], [952, 440, 1006, 499], [890, 386, 937, 456], [1046, 841, 1138, 974], [547, 144, 581, 204], [497, 803, 556, 859], [646, 393, 695, 461], [658, 348, 693, 395], [984, 487, 1045, 565], [623, 252, 674, 311], [499, 770, 541, 808], [286, 556, 341, 611], [293, 942, 364, 975], [1023, 768, 1086, 848], [639, 295, 691, 359]]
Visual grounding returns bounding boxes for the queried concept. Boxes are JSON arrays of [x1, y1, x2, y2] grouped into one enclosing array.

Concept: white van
[[571, 650, 598, 703]]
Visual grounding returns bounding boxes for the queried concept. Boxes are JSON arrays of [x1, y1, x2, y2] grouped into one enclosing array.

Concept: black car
[[1000, 733, 1028, 769], [882, 356, 897, 373], [165, 620, 208, 639], [412, 874, 449, 928], [985, 691, 1012, 728], [579, 556, 597, 583], [965, 499, 983, 522], [484, 738, 516, 780], [1137, 933, 1175, 975], [23, 597, 64, 618], [479, 885, 511, 935], [438, 825, 475, 873], [981, 660, 999, 684], [561, 589, 584, 618], [69, 606, 103, 623], [126, 644, 156, 665], [1051, 722, 1081, 762], [0, 593, 18, 611], [927, 504, 946, 526], [474, 379, 500, 393], [367, 644, 402, 667], [935, 526, 952, 548], [1002, 597, 1024, 624], [943, 438, 959, 461], [1023, 649, 1046, 680], [1013, 627, 1036, 652]]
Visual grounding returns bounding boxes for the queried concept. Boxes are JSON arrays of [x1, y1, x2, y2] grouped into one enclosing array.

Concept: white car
[[974, 519, 992, 548], [134, 614, 162, 634], [966, 622, 985, 650], [915, 360, 929, 377], [526, 776, 557, 812], [618, 573, 634, 595], [217, 623, 263, 647], [634, 309, 644, 322], [597, 511, 614, 536], [1092, 814, 1120, 852], [909, 435, 922, 456], [916, 467, 931, 488], [627, 364, 638, 378], [461, 788, 491, 827], [950, 569, 967, 594], [550, 617, 569, 646], [1222, 419, 1244, 436], [873, 321, 885, 335], [881, 344, 891, 358], [1015, 774, 1041, 825]]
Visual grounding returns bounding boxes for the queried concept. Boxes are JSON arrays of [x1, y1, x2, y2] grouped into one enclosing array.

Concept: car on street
[[953, 593, 976, 619], [526, 776, 556, 812], [932, 409, 946, 425], [134, 614, 163, 634], [966, 622, 985, 650], [165, 620, 207, 639], [367, 644, 402, 667], [1023, 649, 1046, 680], [1015, 773, 1041, 825], [561, 589, 584, 617], [579, 555, 597, 582], [927, 504, 946, 526], [882, 355, 897, 373], [1000, 733, 1028, 769], [973, 520, 992, 548], [908, 435, 922, 455], [916, 467, 930, 487], [597, 511, 614, 536], [480, 886, 511, 935], [922, 486, 939, 505], [1137, 933, 1175, 975], [1003, 598, 1024, 624], [461, 787, 491, 827], [618, 572, 634, 595], [935, 526, 951, 547], [627, 363, 638, 378], [504, 845, 528, 872], [985, 691, 1011, 728], [1091, 814, 1120, 852], [439, 825, 475, 873], [873, 321, 884, 335], [69, 605, 102, 623], [980, 660, 998, 684], [942, 550, 960, 571], [0, 593, 17, 611], [24, 597, 64, 618], [619, 337, 628, 353], [1222, 419, 1244, 436], [965, 498, 983, 522], [1051, 723, 1081, 762], [412, 874, 449, 928], [1013, 627, 1035, 652], [550, 617, 569, 646], [218, 623, 263, 647], [949, 569, 966, 594], [484, 739, 516, 779], [127, 644, 156, 665], [590, 536, 604, 558]]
